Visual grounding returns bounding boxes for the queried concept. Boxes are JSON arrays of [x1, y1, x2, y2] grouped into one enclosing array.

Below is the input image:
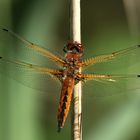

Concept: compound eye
[[75, 46, 80, 52], [63, 41, 84, 54], [63, 43, 74, 52], [71, 46, 79, 53]]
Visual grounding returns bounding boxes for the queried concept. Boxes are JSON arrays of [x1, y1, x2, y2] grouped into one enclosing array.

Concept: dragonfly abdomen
[[57, 77, 75, 132]]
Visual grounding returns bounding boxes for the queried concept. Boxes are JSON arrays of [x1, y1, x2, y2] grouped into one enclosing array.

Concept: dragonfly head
[[63, 41, 84, 56]]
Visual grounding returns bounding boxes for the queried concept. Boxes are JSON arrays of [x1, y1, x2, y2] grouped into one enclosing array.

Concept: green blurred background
[[0, 0, 140, 140]]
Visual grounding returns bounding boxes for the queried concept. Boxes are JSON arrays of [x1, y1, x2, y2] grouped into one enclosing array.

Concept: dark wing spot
[[2, 28, 8, 32]]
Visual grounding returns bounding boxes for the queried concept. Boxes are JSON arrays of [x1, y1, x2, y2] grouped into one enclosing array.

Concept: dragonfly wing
[[0, 56, 62, 93], [81, 45, 140, 67], [78, 74, 140, 98], [0, 28, 65, 66]]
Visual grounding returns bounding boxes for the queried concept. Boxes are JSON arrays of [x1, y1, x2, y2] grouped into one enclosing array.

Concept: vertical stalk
[[123, 0, 140, 37], [70, 0, 82, 140]]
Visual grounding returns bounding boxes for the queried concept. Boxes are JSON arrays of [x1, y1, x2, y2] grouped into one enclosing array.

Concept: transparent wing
[[0, 28, 65, 68], [0, 56, 62, 93], [82, 45, 140, 68], [81, 45, 140, 99], [81, 74, 140, 99]]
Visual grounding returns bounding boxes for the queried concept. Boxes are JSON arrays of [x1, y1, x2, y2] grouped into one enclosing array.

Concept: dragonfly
[[0, 28, 140, 132]]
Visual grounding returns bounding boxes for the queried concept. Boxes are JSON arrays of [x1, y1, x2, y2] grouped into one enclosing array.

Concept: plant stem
[[70, 0, 82, 140]]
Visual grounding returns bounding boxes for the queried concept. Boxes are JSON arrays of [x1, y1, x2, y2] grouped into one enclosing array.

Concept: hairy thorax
[[62, 52, 81, 80]]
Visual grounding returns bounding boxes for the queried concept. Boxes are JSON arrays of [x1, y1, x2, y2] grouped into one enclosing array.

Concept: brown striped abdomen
[[57, 77, 75, 132]]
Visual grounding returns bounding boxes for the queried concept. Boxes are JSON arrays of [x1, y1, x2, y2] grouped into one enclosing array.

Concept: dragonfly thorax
[[62, 65, 79, 79], [62, 58, 81, 81], [62, 42, 83, 81]]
